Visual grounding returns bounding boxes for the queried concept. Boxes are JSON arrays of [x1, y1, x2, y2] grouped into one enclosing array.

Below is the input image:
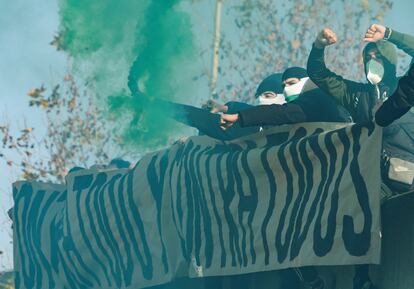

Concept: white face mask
[[366, 59, 384, 85], [283, 77, 309, 102], [256, 93, 286, 105]]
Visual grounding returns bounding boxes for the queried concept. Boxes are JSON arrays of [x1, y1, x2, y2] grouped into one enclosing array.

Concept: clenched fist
[[314, 28, 337, 49], [220, 113, 239, 130], [363, 24, 386, 42]]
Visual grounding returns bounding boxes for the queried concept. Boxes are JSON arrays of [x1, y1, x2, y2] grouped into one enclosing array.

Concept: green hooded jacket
[[307, 29, 414, 122]]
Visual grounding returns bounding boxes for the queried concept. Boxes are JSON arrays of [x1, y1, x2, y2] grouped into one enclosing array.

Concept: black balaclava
[[281, 67, 311, 102], [255, 73, 284, 97], [282, 67, 308, 81]]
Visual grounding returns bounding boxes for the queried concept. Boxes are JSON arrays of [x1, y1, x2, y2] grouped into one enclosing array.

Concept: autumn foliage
[[0, 0, 401, 184]]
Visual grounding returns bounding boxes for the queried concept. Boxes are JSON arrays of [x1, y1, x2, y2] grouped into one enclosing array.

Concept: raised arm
[[364, 24, 414, 57], [375, 63, 414, 126], [307, 28, 364, 118]]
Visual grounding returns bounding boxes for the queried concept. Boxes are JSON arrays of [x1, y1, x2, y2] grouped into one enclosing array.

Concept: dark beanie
[[255, 73, 283, 97], [282, 67, 308, 81]]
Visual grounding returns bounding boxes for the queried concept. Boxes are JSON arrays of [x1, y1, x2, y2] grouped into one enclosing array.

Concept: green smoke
[[58, 0, 195, 147]]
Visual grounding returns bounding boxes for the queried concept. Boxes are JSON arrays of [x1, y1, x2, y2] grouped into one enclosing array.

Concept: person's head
[[255, 73, 286, 105], [363, 41, 397, 89], [281, 67, 312, 102]]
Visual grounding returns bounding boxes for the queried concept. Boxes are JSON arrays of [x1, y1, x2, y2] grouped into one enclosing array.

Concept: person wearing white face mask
[[307, 24, 414, 289], [365, 58, 385, 86], [220, 67, 351, 130], [201, 73, 286, 113], [254, 73, 286, 105], [218, 67, 352, 289], [145, 73, 287, 141], [256, 92, 286, 105], [308, 25, 414, 122], [308, 25, 414, 192]]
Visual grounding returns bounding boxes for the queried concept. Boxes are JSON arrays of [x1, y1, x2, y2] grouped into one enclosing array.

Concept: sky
[[0, 0, 66, 270], [0, 0, 413, 271]]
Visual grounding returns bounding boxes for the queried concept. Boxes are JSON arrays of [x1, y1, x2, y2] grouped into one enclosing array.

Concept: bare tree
[[213, 0, 396, 103], [1, 74, 132, 184], [1, 0, 401, 183]]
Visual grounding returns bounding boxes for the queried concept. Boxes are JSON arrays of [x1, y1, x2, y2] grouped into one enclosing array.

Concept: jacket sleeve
[[238, 103, 306, 127], [375, 63, 414, 126], [389, 30, 414, 57], [307, 44, 366, 120], [156, 99, 258, 141]]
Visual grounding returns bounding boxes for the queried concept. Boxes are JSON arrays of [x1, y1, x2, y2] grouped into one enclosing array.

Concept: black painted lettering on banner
[[126, 170, 154, 279], [147, 151, 170, 273], [205, 146, 227, 267], [342, 124, 372, 256], [194, 146, 214, 268], [275, 128, 307, 263], [169, 145, 188, 261], [240, 149, 258, 265]]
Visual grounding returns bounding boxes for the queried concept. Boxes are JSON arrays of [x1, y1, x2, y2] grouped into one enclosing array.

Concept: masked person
[[220, 67, 351, 130], [308, 24, 414, 192], [307, 24, 414, 289], [220, 66, 352, 289], [202, 73, 286, 114], [127, 53, 285, 141], [150, 73, 286, 141], [253, 73, 287, 106]]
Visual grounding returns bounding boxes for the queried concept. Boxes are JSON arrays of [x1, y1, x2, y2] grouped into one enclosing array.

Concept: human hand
[[314, 28, 337, 49], [363, 24, 386, 42], [220, 113, 239, 130]]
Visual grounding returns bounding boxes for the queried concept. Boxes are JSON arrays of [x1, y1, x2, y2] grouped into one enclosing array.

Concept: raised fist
[[363, 24, 386, 42], [314, 28, 337, 49]]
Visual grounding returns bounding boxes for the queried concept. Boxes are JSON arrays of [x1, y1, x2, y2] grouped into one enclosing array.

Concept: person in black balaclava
[[127, 55, 286, 141], [307, 24, 414, 289], [219, 67, 351, 130], [219, 66, 353, 289], [253, 73, 287, 106], [202, 73, 286, 114], [129, 71, 286, 141]]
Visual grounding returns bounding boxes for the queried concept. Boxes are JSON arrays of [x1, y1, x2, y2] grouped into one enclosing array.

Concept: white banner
[[13, 122, 382, 289]]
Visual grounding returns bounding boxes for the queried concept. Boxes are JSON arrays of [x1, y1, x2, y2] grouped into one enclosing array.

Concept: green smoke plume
[[58, 0, 196, 147]]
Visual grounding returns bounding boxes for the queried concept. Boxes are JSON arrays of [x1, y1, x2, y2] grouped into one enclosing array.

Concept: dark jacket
[[307, 29, 414, 192], [376, 63, 414, 126], [238, 88, 352, 127], [158, 100, 260, 141], [307, 30, 414, 122]]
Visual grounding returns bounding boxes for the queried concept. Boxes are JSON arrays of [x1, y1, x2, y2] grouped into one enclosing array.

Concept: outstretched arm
[[156, 99, 259, 141], [220, 103, 306, 129]]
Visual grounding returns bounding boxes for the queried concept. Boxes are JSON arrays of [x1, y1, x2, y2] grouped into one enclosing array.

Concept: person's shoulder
[[297, 88, 338, 101]]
